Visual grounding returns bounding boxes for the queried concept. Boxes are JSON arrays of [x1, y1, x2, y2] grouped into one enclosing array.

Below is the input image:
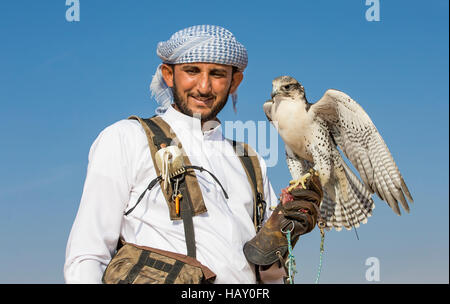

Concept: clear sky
[[0, 0, 448, 283]]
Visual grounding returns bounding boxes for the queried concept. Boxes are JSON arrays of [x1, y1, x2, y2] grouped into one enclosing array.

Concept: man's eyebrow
[[209, 68, 228, 74]]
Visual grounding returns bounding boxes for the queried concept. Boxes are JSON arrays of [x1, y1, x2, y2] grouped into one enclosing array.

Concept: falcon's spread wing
[[310, 89, 413, 216]]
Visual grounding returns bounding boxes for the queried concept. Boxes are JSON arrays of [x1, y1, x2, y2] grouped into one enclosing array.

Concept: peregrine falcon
[[264, 76, 413, 231]]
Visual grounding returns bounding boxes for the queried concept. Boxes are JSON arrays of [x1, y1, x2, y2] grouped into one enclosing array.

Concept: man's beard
[[171, 82, 230, 122]]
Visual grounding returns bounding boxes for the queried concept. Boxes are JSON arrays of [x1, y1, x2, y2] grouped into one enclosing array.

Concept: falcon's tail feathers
[[321, 160, 375, 231]]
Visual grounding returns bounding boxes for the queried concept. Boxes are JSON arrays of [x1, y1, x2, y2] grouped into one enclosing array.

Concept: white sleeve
[[64, 120, 139, 283]]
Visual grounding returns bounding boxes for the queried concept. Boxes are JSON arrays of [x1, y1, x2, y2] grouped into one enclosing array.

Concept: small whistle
[[175, 193, 183, 216]]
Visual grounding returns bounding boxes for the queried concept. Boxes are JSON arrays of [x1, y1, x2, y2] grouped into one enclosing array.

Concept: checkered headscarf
[[150, 25, 248, 114]]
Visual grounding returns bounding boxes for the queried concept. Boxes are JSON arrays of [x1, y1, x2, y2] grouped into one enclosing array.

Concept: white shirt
[[64, 105, 279, 284]]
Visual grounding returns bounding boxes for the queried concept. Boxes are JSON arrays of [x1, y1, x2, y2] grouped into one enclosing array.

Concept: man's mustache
[[189, 93, 215, 100]]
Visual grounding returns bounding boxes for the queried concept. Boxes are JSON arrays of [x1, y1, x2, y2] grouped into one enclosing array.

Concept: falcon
[[264, 76, 413, 231]]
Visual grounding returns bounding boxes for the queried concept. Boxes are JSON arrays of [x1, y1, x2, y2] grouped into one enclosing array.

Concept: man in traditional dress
[[64, 25, 322, 284]]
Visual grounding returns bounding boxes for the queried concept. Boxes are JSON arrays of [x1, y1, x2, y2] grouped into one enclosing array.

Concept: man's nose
[[197, 72, 212, 94]]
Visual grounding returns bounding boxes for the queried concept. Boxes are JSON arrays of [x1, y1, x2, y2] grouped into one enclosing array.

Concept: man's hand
[[243, 172, 323, 268]]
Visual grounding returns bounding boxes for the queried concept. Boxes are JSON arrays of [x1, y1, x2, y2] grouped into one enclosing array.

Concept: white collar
[[160, 104, 224, 141]]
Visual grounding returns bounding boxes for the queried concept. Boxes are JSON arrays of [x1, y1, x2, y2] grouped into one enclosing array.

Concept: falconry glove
[[243, 172, 323, 268]]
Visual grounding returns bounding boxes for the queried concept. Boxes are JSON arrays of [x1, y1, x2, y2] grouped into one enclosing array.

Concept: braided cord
[[286, 230, 297, 284], [315, 227, 325, 284]]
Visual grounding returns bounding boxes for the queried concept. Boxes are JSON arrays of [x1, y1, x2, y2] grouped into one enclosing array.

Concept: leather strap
[[118, 249, 185, 284], [178, 179, 196, 258], [227, 139, 266, 232]]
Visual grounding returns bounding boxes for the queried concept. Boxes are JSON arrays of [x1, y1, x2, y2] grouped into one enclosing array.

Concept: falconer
[[64, 25, 323, 284]]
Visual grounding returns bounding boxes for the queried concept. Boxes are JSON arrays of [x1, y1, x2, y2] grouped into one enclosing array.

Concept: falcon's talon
[[287, 172, 311, 192], [287, 180, 300, 192], [309, 168, 319, 176]]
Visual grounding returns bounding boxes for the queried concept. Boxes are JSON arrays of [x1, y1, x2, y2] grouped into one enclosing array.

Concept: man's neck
[[171, 104, 220, 128]]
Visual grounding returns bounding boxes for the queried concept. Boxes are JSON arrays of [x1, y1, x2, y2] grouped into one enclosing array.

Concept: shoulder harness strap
[[227, 139, 266, 233]]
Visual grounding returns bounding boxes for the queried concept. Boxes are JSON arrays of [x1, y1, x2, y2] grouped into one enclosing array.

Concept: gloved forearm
[[243, 173, 323, 268]]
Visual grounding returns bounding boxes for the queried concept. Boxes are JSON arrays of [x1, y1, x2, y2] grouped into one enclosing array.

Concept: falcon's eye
[[282, 84, 293, 90]]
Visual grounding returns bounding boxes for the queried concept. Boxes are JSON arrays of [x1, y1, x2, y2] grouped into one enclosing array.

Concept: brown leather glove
[[243, 171, 323, 267]]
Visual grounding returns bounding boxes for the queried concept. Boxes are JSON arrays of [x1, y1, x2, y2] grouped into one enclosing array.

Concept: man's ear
[[230, 71, 244, 94], [160, 64, 174, 88]]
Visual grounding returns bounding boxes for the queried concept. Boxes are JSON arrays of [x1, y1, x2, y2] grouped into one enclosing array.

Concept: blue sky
[[0, 0, 448, 283]]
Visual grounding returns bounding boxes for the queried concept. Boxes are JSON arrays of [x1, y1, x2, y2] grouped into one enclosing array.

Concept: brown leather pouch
[[102, 241, 216, 284]]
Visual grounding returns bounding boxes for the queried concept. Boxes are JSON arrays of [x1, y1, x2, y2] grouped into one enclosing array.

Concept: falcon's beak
[[270, 89, 278, 99]]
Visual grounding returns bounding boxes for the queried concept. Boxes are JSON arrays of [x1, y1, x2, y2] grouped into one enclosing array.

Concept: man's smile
[[189, 95, 215, 106]]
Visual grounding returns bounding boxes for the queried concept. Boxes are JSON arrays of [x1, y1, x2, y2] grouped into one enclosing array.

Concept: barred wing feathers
[[310, 89, 413, 217]]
